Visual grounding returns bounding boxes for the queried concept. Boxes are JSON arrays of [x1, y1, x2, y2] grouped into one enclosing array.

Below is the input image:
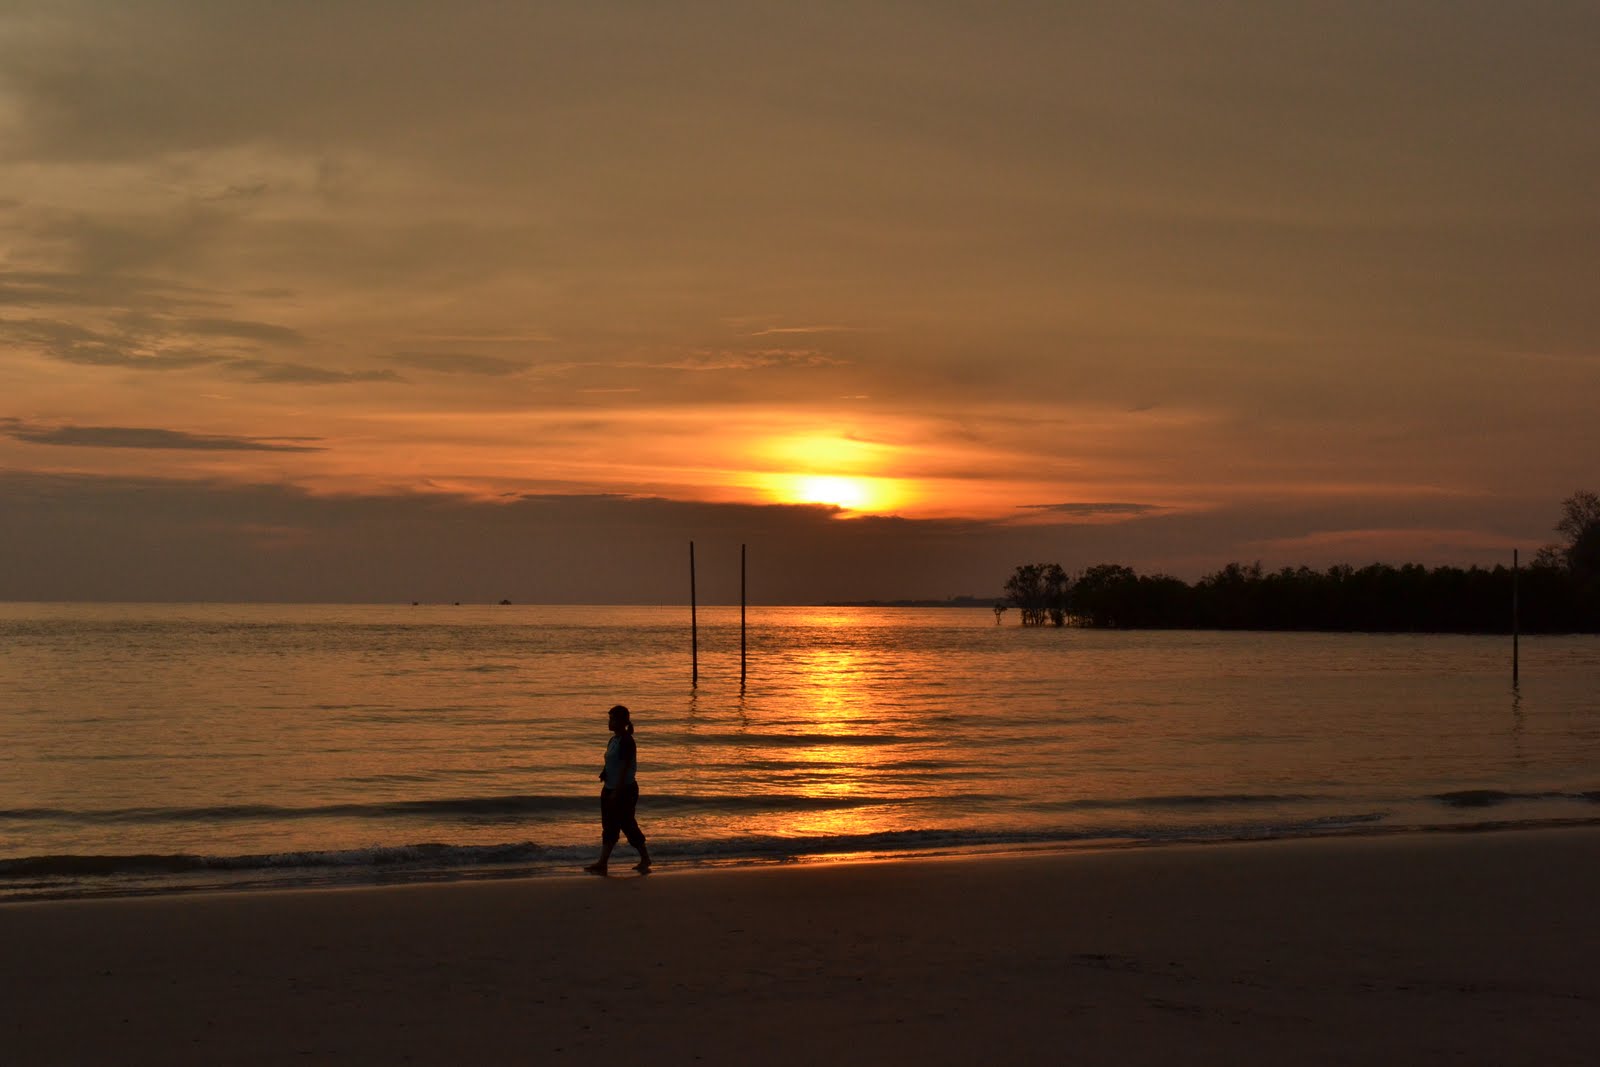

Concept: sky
[[2, 1, 1597, 603]]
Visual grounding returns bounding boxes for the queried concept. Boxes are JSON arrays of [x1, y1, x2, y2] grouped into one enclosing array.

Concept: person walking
[[586, 703, 651, 873]]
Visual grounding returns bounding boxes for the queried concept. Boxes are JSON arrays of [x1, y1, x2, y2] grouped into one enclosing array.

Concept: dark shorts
[[600, 783, 646, 849]]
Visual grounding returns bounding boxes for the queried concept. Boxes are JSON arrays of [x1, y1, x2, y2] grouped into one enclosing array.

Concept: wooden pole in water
[[690, 540, 699, 688], [740, 543, 747, 689], [1512, 548, 1520, 686]]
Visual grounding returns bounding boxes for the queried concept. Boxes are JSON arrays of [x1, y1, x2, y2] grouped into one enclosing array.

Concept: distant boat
[[499, 599, 512, 605]]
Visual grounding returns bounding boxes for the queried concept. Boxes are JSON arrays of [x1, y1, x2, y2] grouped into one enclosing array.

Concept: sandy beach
[[5, 826, 1598, 1065]]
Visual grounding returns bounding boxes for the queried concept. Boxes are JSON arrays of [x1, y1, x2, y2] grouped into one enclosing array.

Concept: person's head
[[607, 704, 632, 735]]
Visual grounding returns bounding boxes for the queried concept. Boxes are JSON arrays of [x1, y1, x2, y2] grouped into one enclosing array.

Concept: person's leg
[[587, 790, 620, 872], [619, 784, 650, 870]]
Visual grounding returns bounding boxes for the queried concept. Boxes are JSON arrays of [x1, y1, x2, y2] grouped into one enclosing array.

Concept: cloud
[[179, 317, 307, 345], [1, 420, 324, 452], [388, 351, 530, 376], [224, 359, 403, 385], [0, 472, 1073, 603], [1, 315, 398, 383], [0, 470, 1555, 603], [0, 314, 372, 383], [0, 270, 212, 312], [1021, 502, 1168, 519], [636, 350, 844, 372], [0, 316, 223, 369], [745, 325, 871, 337], [414, 330, 554, 343]]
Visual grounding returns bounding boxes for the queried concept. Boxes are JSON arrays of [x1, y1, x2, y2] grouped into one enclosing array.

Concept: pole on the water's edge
[[690, 540, 699, 688], [740, 543, 747, 689], [1512, 548, 1520, 686]]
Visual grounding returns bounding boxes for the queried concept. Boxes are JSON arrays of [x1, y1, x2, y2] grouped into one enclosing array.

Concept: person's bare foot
[[584, 862, 608, 875], [632, 860, 652, 873]]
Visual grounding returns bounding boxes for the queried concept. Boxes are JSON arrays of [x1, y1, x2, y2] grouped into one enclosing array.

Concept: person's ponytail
[[609, 704, 634, 737]]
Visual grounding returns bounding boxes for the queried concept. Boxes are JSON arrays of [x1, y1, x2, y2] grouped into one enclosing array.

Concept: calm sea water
[[3, 603, 1598, 899]]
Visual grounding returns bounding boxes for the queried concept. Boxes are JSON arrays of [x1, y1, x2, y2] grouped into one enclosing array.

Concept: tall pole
[[690, 540, 698, 688], [1512, 548, 1520, 686], [740, 543, 747, 689]]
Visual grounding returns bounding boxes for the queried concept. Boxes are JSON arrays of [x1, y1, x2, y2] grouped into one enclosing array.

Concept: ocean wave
[[0, 812, 1398, 888], [0, 790, 932, 826], [10, 781, 1600, 833], [20, 812, 1600, 902], [1432, 789, 1600, 808], [0, 842, 550, 879], [10, 786, 1600, 828], [1037, 792, 1323, 812]]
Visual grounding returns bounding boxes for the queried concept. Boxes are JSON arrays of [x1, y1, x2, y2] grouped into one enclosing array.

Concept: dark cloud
[[388, 351, 529, 376], [1, 420, 324, 452], [0, 317, 395, 383], [0, 316, 223, 369], [0, 471, 1545, 604], [224, 359, 403, 385], [1021, 502, 1168, 519], [637, 350, 845, 372], [0, 270, 212, 312], [180, 317, 306, 345]]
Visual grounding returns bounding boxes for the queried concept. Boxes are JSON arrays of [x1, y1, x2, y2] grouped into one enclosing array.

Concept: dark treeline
[[1002, 492, 1600, 633], [1053, 560, 1595, 633]]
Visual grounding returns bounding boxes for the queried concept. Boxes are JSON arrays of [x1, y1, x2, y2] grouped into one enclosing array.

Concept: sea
[[3, 603, 1598, 901]]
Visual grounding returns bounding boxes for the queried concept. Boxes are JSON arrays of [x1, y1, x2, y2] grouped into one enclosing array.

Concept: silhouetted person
[[585, 704, 651, 874]]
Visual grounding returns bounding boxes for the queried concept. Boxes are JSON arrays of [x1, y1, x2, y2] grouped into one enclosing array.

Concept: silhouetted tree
[[1554, 490, 1600, 578], [1072, 564, 1139, 627], [1004, 563, 1047, 626], [1044, 564, 1070, 626], [1005, 563, 1069, 626], [1543, 490, 1600, 628]]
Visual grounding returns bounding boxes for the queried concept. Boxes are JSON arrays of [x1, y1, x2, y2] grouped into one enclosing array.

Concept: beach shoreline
[[10, 812, 1600, 904], [5, 824, 1597, 1064]]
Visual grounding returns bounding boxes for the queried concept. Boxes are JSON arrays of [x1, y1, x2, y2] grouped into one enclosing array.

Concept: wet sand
[[4, 826, 1598, 1065]]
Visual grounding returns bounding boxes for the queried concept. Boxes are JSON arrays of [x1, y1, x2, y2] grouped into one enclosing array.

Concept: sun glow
[[796, 475, 870, 510], [764, 472, 905, 513], [753, 433, 911, 514]]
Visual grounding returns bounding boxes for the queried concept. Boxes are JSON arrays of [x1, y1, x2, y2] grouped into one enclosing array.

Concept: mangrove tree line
[[1002, 491, 1600, 633]]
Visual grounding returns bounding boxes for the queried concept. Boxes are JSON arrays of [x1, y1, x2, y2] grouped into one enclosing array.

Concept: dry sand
[[5, 827, 1598, 1065]]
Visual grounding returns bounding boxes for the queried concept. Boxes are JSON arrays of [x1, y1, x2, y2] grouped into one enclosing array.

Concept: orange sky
[[2, 3, 1597, 601]]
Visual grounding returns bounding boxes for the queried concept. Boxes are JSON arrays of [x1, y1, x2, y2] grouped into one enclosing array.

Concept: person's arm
[[601, 737, 621, 789]]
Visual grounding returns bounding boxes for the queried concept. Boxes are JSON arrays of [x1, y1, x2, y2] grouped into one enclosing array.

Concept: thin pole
[[690, 540, 698, 688], [1512, 548, 1520, 686], [740, 543, 747, 689]]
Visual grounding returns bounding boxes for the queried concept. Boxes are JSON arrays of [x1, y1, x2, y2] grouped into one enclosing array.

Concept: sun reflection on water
[[769, 647, 906, 837]]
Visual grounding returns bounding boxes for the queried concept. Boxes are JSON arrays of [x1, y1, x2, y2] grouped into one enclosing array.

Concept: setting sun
[[796, 475, 871, 510], [767, 472, 907, 513], [746, 433, 912, 514]]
